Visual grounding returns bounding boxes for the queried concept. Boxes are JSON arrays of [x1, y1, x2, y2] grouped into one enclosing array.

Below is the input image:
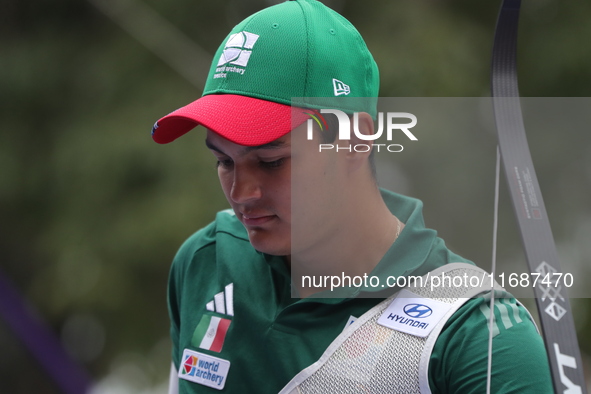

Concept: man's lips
[[240, 213, 276, 226]]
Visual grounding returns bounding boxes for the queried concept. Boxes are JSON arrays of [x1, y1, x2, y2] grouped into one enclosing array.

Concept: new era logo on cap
[[217, 31, 260, 67], [333, 78, 350, 96]]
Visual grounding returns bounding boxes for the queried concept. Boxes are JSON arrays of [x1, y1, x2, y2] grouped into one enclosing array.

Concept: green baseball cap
[[152, 0, 379, 146]]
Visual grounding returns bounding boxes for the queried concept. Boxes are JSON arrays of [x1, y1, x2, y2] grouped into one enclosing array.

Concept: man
[[152, 0, 552, 392]]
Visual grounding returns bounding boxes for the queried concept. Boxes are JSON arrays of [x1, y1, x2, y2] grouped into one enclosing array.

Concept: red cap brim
[[152, 94, 310, 146]]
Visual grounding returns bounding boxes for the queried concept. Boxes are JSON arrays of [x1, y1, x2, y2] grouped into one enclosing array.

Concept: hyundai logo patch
[[378, 289, 452, 337], [403, 303, 433, 318]]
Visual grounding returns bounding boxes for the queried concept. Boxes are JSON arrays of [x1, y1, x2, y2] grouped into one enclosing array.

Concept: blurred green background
[[1, 0, 590, 392]]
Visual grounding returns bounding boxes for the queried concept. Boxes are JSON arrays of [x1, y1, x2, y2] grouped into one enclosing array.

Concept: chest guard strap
[[280, 263, 508, 394]]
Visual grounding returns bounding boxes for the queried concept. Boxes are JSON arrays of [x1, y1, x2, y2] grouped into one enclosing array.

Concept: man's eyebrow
[[205, 139, 223, 153], [205, 139, 289, 155], [242, 140, 288, 153]]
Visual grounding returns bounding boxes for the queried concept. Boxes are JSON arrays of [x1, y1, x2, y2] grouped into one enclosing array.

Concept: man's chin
[[247, 231, 290, 257]]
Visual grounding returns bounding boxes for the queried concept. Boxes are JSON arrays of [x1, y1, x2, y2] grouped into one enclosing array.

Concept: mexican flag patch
[[192, 315, 231, 353]]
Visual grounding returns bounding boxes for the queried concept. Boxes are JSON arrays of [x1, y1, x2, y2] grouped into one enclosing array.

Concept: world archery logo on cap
[[213, 31, 260, 79], [333, 78, 351, 96]]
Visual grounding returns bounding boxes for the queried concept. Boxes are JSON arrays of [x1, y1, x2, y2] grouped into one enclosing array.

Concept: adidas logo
[[333, 78, 350, 96], [217, 31, 260, 67], [192, 283, 234, 353], [206, 283, 234, 316]]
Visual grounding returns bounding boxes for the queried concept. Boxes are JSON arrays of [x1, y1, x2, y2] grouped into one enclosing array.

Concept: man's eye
[[216, 159, 233, 169], [260, 158, 284, 168]]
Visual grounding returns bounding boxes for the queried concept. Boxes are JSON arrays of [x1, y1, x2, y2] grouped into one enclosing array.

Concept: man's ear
[[351, 112, 375, 141], [346, 112, 375, 171]]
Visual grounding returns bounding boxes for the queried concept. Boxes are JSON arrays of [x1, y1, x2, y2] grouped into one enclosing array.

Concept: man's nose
[[230, 168, 262, 204]]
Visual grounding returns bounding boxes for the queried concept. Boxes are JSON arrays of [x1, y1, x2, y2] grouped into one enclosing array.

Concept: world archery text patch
[[179, 349, 231, 390], [377, 289, 452, 337]]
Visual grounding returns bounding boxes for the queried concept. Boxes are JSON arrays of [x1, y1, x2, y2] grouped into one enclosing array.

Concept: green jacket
[[168, 190, 552, 393]]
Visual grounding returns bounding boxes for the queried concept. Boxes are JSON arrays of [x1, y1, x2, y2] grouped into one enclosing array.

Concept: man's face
[[205, 129, 293, 256], [206, 122, 346, 259]]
